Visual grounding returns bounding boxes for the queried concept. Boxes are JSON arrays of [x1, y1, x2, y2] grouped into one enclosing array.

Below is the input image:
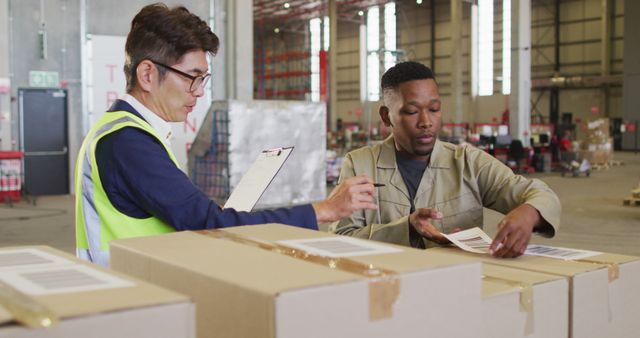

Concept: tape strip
[[574, 259, 619, 282], [0, 280, 59, 328], [483, 275, 534, 335], [198, 230, 400, 321]]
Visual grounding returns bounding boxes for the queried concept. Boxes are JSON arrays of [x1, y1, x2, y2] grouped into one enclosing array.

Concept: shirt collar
[[122, 94, 173, 146], [378, 136, 450, 169]]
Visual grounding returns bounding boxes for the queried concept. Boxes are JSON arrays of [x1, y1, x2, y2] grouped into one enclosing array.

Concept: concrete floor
[[1, 151, 639, 256]]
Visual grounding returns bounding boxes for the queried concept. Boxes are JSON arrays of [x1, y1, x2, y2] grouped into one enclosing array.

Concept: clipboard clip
[[264, 148, 283, 157]]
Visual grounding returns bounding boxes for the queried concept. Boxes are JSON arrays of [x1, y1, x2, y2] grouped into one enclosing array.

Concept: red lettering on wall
[[106, 91, 118, 107], [106, 64, 118, 83]]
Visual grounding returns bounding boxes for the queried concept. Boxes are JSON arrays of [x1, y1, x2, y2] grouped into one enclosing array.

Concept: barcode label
[[525, 245, 600, 260], [0, 265, 134, 295], [0, 248, 134, 295], [442, 227, 494, 254], [458, 236, 491, 251], [0, 249, 75, 270], [277, 237, 403, 257]]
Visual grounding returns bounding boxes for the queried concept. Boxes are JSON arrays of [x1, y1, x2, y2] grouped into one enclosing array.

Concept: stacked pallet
[[579, 119, 613, 169]]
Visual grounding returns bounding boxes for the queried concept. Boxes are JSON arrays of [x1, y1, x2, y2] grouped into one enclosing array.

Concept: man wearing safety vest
[[75, 3, 378, 266]]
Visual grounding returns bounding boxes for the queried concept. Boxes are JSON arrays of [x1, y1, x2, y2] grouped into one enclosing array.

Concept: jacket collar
[[107, 99, 144, 120], [377, 136, 451, 170]]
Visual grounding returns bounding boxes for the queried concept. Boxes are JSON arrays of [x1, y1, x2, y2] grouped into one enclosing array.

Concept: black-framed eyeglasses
[[151, 60, 210, 93]]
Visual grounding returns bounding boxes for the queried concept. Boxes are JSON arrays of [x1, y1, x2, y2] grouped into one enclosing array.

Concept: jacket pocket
[[434, 192, 483, 233]]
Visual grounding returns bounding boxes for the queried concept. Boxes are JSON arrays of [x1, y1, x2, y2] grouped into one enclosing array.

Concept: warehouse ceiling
[[253, 0, 392, 26]]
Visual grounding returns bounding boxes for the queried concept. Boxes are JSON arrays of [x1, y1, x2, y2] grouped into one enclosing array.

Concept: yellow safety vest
[[75, 111, 176, 265]]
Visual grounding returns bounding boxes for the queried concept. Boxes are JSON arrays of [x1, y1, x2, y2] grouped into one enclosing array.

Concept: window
[[384, 2, 396, 71], [323, 16, 330, 51], [310, 18, 321, 102], [366, 6, 380, 101], [502, 0, 511, 95], [477, 0, 494, 96]]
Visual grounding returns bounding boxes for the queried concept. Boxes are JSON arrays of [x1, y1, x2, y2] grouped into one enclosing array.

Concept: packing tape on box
[[0, 280, 59, 328], [198, 230, 400, 321], [574, 259, 619, 282], [482, 275, 535, 335]]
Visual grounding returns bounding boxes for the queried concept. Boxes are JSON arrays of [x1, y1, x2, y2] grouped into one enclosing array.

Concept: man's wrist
[[312, 201, 332, 224]]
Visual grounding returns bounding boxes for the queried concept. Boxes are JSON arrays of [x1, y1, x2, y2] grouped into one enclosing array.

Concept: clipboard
[[223, 147, 294, 212]]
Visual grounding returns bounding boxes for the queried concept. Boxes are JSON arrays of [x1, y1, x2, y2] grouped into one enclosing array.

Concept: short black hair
[[380, 61, 436, 92], [124, 3, 220, 92]]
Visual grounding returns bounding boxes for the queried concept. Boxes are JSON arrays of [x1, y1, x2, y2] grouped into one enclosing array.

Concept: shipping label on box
[[111, 224, 485, 338], [0, 246, 194, 338]]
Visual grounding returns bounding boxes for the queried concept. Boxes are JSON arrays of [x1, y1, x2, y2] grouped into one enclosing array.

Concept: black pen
[[374, 183, 386, 187]]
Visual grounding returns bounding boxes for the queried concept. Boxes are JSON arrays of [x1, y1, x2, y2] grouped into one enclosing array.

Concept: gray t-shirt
[[395, 151, 429, 248]]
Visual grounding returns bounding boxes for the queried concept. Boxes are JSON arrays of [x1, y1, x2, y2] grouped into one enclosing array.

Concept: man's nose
[[192, 83, 206, 97], [417, 111, 433, 128]]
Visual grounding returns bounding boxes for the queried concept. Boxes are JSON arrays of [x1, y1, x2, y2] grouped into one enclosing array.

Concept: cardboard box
[[0, 246, 194, 338], [111, 224, 484, 338], [480, 264, 568, 338], [430, 247, 640, 338]]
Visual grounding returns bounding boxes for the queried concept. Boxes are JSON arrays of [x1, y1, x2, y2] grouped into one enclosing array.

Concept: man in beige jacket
[[331, 61, 560, 258]]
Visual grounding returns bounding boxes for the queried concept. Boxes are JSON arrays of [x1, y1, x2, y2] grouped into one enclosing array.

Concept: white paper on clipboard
[[223, 147, 294, 212]]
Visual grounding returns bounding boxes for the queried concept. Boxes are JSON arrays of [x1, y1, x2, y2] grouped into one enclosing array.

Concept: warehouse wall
[[529, 0, 624, 129], [623, 0, 640, 150], [6, 0, 82, 189], [2, 0, 212, 191], [332, 0, 624, 135]]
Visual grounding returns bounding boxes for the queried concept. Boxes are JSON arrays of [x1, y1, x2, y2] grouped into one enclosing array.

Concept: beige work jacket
[[330, 136, 561, 248]]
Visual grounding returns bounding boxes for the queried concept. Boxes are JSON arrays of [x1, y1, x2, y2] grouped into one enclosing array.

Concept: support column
[[213, 0, 253, 100], [329, 0, 337, 130], [601, 0, 611, 116], [549, 0, 559, 127], [450, 0, 463, 128], [430, 0, 436, 72], [509, 0, 532, 146], [0, 0, 10, 150], [623, 0, 640, 150]]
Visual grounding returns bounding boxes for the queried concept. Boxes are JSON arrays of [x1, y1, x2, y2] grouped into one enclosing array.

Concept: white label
[[0, 248, 134, 295], [0, 249, 76, 271], [524, 244, 601, 261], [0, 265, 134, 295], [277, 237, 403, 257]]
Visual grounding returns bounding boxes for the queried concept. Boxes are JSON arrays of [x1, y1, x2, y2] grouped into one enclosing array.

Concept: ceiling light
[[358, 10, 364, 16], [284, 2, 290, 9], [274, 27, 280, 33], [417, 0, 423, 4]]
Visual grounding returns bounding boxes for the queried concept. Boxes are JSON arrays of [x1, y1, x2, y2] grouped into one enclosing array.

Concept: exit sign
[[29, 71, 59, 88]]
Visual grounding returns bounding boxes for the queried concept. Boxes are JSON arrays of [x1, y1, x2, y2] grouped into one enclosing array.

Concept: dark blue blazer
[[95, 100, 318, 231]]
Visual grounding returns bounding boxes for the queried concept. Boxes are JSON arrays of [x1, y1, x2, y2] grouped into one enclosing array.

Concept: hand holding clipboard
[[223, 147, 294, 212]]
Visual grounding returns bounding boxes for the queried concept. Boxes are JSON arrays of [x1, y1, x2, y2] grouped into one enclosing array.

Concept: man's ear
[[136, 60, 156, 92], [380, 106, 393, 127]]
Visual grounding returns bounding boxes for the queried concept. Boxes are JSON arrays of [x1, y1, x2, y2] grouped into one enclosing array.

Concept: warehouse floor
[[1, 151, 639, 256]]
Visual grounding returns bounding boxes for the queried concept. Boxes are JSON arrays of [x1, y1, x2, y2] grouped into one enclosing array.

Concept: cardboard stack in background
[[477, 264, 567, 338], [0, 246, 194, 338], [110, 224, 484, 338], [579, 118, 613, 165], [430, 247, 640, 338]]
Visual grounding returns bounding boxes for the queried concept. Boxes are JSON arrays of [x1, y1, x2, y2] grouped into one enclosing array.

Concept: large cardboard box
[[111, 224, 484, 338], [0, 246, 194, 338], [430, 247, 640, 338], [479, 264, 568, 338]]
